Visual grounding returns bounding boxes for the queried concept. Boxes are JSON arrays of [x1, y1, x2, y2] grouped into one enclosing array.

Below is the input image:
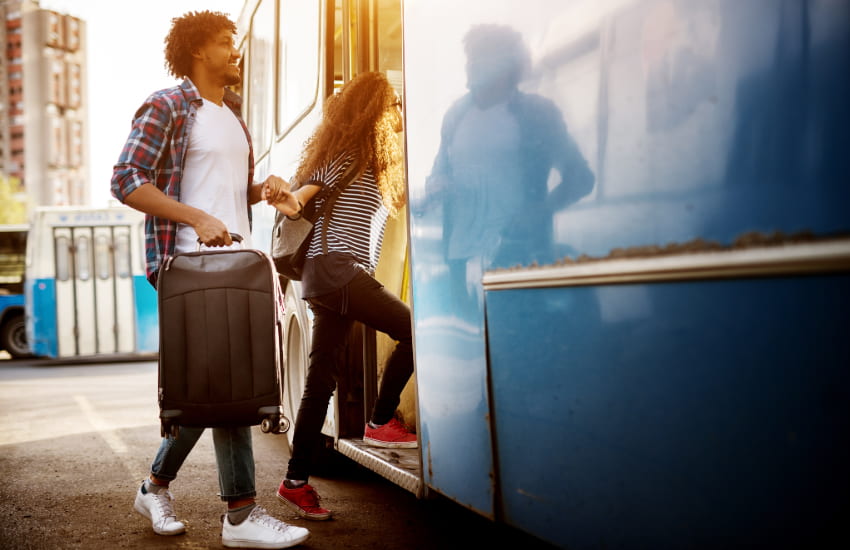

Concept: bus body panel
[[485, 275, 850, 548], [0, 294, 24, 318], [404, 0, 850, 545], [28, 278, 57, 358], [134, 275, 159, 354]]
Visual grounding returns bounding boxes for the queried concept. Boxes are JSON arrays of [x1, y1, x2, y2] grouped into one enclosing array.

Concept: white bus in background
[[24, 205, 158, 359]]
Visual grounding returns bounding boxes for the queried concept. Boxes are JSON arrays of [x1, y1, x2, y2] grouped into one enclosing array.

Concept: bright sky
[[37, 0, 243, 206]]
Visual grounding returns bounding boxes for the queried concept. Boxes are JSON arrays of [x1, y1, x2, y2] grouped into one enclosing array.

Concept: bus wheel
[[282, 280, 310, 450], [1, 312, 33, 359]]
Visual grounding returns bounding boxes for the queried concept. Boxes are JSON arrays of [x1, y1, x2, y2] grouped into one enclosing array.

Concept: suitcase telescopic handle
[[195, 232, 244, 251]]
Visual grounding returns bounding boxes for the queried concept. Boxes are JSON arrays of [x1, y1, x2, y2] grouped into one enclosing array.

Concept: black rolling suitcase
[[155, 234, 290, 438]]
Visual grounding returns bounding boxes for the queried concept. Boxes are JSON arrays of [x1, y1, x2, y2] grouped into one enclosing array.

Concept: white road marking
[[73, 394, 128, 454]]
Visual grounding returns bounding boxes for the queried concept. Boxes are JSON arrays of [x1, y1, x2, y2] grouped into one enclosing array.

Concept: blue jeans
[[150, 426, 256, 502]]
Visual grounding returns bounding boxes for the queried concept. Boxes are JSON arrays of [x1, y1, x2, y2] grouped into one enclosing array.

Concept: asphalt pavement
[[0, 358, 558, 549]]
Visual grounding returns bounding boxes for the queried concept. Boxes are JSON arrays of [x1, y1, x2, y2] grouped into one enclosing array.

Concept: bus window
[[247, 0, 275, 157], [55, 236, 71, 282], [0, 228, 26, 295], [115, 233, 131, 278], [371, 0, 402, 76], [94, 234, 111, 280], [75, 235, 91, 281], [333, 0, 344, 87], [338, 0, 402, 88], [277, 0, 320, 133]]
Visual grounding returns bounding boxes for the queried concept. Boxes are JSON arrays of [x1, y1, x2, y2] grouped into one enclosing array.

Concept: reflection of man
[[426, 24, 594, 309]]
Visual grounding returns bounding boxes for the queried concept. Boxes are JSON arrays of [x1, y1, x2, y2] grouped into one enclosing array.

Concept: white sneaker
[[133, 481, 186, 536], [222, 505, 310, 549]]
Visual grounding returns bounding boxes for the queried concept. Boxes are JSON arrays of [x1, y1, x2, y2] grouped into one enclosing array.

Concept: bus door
[[52, 224, 135, 357], [324, 0, 419, 492], [94, 225, 135, 354]]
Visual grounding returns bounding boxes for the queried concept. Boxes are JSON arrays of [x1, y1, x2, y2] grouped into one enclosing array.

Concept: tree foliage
[[0, 175, 28, 225]]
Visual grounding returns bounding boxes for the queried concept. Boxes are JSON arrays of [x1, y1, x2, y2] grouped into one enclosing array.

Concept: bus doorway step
[[336, 438, 422, 497]]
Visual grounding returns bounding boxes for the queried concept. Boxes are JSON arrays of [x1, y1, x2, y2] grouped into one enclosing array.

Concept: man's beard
[[224, 69, 241, 87]]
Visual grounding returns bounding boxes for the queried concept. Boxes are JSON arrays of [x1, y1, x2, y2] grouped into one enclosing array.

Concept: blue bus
[[237, 0, 850, 547]]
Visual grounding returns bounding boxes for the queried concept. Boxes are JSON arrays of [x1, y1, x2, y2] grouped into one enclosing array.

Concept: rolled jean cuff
[[219, 489, 258, 502]]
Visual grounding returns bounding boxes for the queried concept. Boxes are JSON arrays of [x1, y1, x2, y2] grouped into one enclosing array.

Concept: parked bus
[[237, 0, 849, 547], [24, 205, 158, 359], [0, 224, 30, 358]]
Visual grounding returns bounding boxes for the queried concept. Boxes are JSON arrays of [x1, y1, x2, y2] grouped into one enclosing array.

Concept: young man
[[110, 11, 307, 549]]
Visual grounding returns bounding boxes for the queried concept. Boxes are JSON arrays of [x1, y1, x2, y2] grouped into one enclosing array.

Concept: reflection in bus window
[[277, 0, 320, 133], [248, 0, 275, 157], [55, 236, 71, 281], [95, 234, 112, 280], [115, 234, 131, 278], [76, 235, 91, 281]]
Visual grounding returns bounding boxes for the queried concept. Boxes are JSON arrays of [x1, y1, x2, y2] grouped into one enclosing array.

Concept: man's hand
[[193, 212, 232, 247], [123, 183, 232, 246]]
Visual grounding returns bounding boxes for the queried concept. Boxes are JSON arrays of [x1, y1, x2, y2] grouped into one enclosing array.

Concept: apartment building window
[[49, 116, 65, 167], [46, 11, 64, 49], [67, 120, 83, 167], [64, 16, 81, 52], [49, 56, 67, 107], [66, 62, 82, 108]]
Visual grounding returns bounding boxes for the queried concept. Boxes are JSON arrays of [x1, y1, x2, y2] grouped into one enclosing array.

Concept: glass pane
[[95, 234, 111, 280], [75, 235, 91, 281], [248, 0, 276, 157], [115, 234, 131, 278], [374, 0, 402, 74], [0, 229, 26, 292], [334, 0, 344, 87], [55, 236, 70, 282], [278, 0, 320, 132]]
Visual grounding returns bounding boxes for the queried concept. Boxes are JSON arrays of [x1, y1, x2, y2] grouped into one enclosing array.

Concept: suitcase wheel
[[261, 416, 290, 435], [276, 416, 291, 434]]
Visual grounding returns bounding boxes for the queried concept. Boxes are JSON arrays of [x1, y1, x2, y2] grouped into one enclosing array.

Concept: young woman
[[263, 71, 414, 521]]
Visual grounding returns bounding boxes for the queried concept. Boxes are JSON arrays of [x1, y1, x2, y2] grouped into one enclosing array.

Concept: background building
[[1, 0, 89, 208]]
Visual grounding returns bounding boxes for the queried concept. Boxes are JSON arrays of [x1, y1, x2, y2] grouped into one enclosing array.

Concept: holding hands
[[262, 175, 302, 218], [262, 175, 322, 219]]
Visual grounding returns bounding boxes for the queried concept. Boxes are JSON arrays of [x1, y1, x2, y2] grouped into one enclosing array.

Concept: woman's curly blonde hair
[[293, 71, 406, 215], [164, 11, 236, 79]]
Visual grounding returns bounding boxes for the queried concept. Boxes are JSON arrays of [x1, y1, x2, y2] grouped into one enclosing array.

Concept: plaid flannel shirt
[[110, 79, 254, 286]]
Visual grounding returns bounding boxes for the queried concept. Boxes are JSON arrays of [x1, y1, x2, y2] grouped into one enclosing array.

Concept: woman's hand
[[262, 175, 302, 217]]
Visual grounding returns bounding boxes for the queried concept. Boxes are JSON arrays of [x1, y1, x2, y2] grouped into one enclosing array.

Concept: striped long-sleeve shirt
[[300, 153, 390, 298]]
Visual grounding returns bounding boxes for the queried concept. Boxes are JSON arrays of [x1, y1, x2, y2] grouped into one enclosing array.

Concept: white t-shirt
[[175, 98, 252, 254]]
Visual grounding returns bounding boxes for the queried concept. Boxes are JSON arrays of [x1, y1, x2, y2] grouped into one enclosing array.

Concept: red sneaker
[[363, 418, 418, 449], [276, 482, 332, 521]]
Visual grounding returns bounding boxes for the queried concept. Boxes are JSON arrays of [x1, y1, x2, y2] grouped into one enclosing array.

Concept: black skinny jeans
[[286, 270, 414, 482]]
